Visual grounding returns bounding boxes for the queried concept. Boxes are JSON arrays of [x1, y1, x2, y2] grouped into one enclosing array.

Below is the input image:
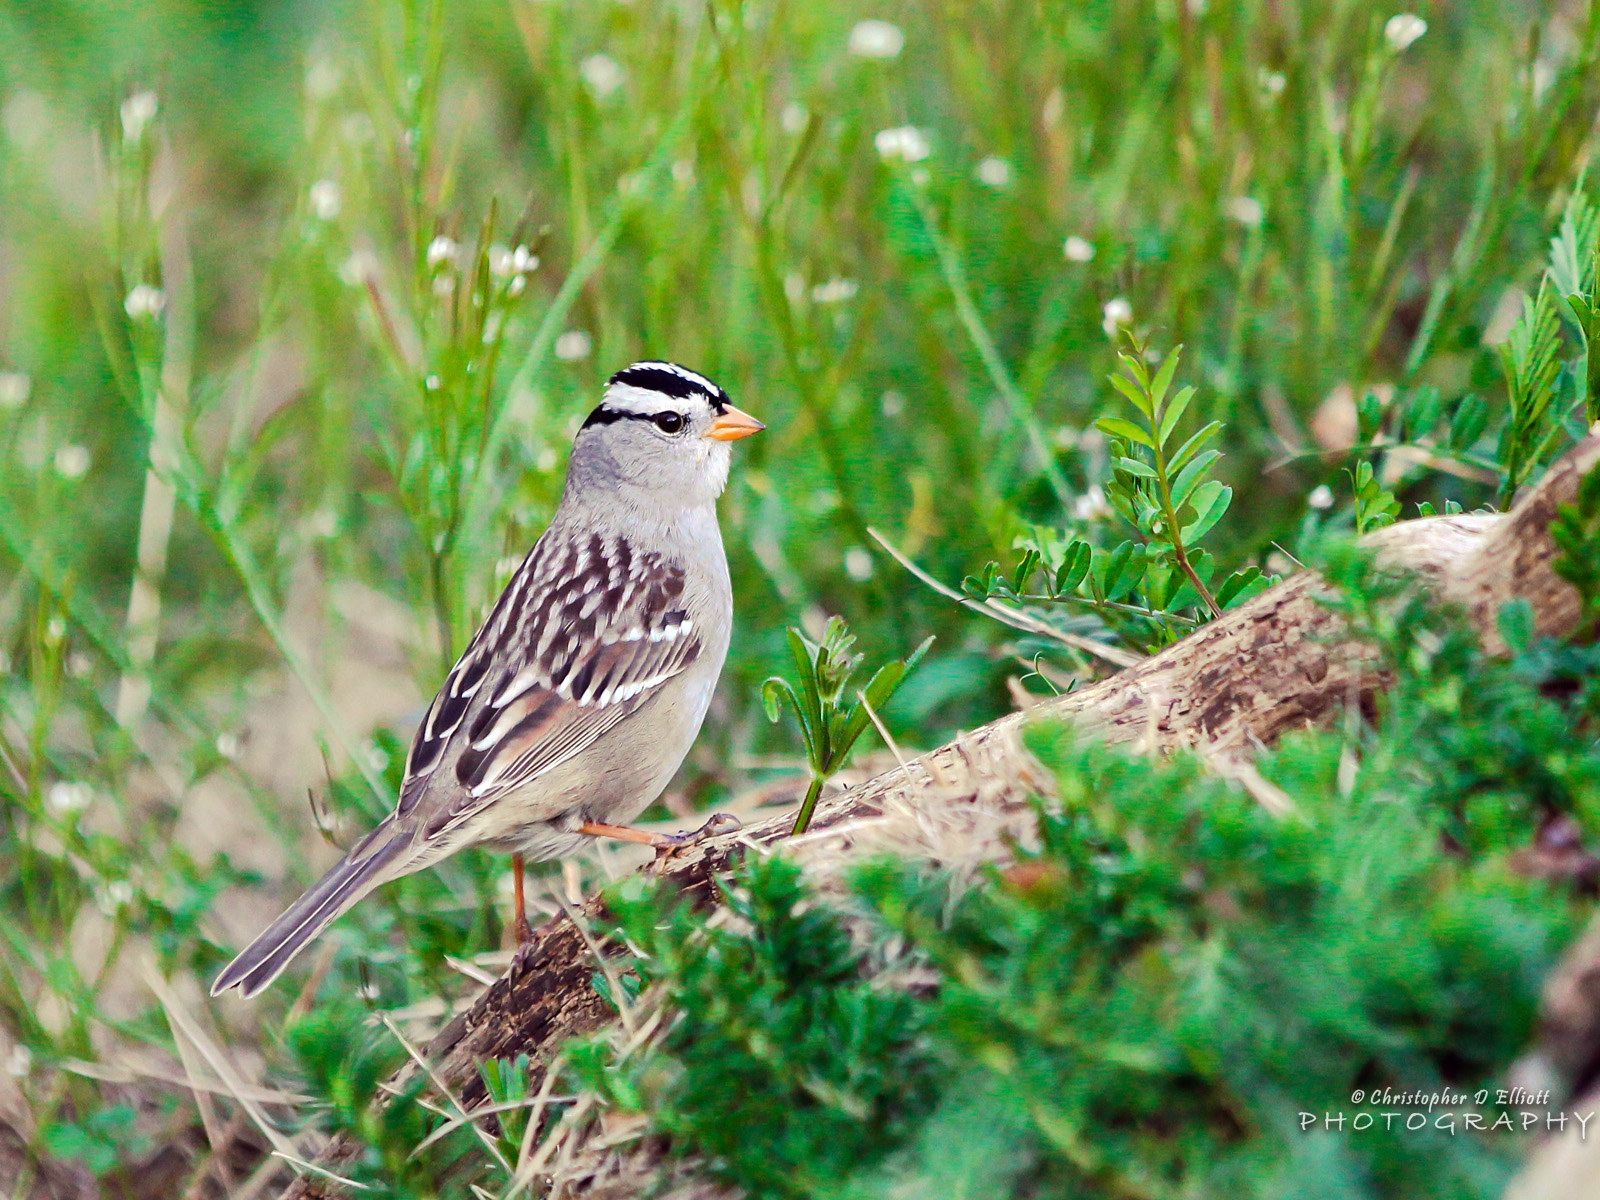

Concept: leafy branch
[[1496, 280, 1564, 508], [1099, 341, 1231, 619]]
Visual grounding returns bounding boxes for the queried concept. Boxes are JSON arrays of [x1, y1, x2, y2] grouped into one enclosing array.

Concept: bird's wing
[[396, 528, 702, 836]]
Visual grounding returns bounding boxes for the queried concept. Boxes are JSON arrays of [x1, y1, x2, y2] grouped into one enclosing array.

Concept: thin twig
[[868, 528, 1141, 669]]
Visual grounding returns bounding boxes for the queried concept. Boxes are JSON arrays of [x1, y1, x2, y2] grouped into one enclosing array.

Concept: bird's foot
[[647, 813, 743, 864]]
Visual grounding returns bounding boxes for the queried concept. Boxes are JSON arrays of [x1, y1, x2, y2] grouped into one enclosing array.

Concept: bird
[[212, 361, 763, 998]]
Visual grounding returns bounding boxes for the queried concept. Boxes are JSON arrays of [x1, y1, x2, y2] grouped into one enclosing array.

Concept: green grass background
[[1, 0, 1598, 1190]]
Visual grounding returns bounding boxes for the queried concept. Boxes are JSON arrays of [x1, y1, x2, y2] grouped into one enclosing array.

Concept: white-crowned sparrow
[[212, 361, 763, 997]]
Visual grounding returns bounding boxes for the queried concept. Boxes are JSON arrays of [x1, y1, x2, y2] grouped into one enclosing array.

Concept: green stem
[[791, 775, 826, 837]]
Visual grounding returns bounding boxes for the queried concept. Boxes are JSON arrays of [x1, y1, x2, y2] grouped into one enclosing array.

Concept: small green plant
[[1549, 185, 1600, 424], [1497, 282, 1565, 507], [934, 346, 1277, 666], [568, 854, 939, 1198], [1349, 459, 1402, 532], [1098, 341, 1231, 617], [762, 617, 932, 836]]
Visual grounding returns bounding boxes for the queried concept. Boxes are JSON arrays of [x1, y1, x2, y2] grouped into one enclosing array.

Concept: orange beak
[[705, 404, 766, 441]]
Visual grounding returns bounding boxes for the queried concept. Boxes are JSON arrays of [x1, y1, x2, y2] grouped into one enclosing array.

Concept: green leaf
[[1169, 449, 1222, 511], [1181, 481, 1232, 542], [1216, 565, 1272, 609], [1056, 541, 1092, 593], [1095, 416, 1155, 448], [1449, 395, 1488, 450], [1114, 455, 1158, 479], [787, 628, 825, 734], [1109, 372, 1153, 418], [1157, 384, 1196, 445], [837, 637, 934, 768], [1403, 386, 1443, 441], [1356, 390, 1385, 441], [1147, 347, 1183, 414], [1097, 540, 1146, 602], [1014, 549, 1041, 594], [1166, 421, 1224, 475], [760, 677, 794, 723]]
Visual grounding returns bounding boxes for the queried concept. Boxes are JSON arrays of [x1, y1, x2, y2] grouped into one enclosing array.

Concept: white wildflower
[[672, 158, 696, 188], [53, 444, 90, 480], [124, 284, 166, 320], [99, 880, 135, 914], [781, 102, 808, 134], [874, 125, 930, 163], [1308, 484, 1335, 510], [489, 244, 516, 278], [47, 781, 92, 815], [1071, 484, 1110, 523], [1063, 236, 1095, 263], [976, 157, 1014, 188], [426, 235, 459, 269], [0, 371, 30, 409], [120, 91, 158, 142], [1384, 13, 1427, 52], [848, 20, 905, 59], [880, 390, 906, 418], [215, 732, 242, 760], [555, 330, 593, 361], [339, 250, 377, 287], [309, 179, 341, 220], [810, 278, 858, 304], [425, 374, 442, 391], [512, 245, 539, 273], [1102, 296, 1133, 338], [5, 1045, 31, 1078], [580, 53, 626, 99], [784, 272, 806, 304], [844, 547, 875, 581], [45, 617, 65, 642], [1259, 68, 1287, 96], [1227, 195, 1264, 227], [508, 275, 526, 297]]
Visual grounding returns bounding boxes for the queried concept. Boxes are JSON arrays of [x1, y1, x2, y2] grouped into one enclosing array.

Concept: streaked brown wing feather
[[396, 527, 701, 829]]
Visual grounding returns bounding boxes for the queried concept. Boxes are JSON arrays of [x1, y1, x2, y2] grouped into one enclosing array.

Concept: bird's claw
[[649, 812, 743, 863]]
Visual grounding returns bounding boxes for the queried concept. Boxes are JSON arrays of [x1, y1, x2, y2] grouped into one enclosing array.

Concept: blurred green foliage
[[1, 0, 1599, 1190]]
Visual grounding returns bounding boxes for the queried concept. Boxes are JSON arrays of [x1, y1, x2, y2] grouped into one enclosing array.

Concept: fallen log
[[281, 430, 1600, 1198]]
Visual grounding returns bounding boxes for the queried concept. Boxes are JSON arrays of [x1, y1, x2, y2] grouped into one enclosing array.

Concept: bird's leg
[[511, 853, 533, 946], [579, 814, 743, 862]]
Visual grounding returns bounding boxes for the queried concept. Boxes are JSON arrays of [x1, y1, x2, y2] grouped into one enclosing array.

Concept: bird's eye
[[652, 411, 686, 434]]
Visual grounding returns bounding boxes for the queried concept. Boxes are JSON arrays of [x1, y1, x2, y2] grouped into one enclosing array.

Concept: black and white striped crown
[[606, 361, 728, 411]]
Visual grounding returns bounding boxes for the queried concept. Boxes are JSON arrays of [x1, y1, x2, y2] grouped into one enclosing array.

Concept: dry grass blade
[[144, 964, 309, 1165], [377, 1013, 512, 1173], [411, 1093, 576, 1158]]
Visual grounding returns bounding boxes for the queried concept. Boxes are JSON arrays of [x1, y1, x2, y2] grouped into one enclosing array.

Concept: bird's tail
[[211, 822, 415, 998]]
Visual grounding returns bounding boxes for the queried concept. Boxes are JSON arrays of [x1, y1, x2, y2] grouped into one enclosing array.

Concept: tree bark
[[280, 430, 1600, 1198]]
